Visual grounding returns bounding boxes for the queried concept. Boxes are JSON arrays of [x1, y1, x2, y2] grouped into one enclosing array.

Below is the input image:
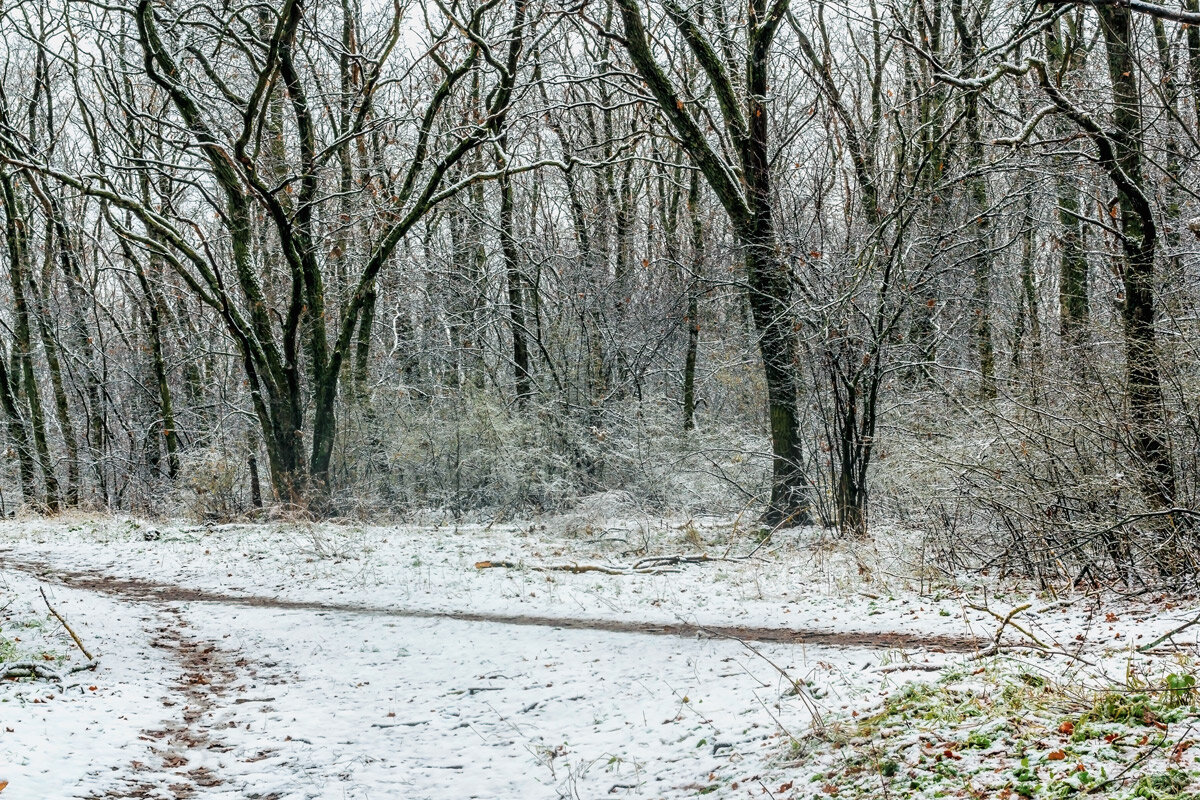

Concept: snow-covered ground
[[1, 513, 1197, 798]]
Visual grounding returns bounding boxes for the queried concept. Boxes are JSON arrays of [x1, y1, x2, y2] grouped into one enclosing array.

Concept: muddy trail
[[12, 558, 287, 800], [73, 600, 272, 798], [3, 555, 987, 653], [89, 605, 236, 799]]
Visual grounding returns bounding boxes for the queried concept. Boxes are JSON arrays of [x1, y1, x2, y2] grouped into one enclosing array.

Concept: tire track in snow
[[3, 555, 986, 653]]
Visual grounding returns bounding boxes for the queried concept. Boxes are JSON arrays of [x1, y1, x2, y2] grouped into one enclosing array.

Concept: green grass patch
[[774, 662, 1200, 800]]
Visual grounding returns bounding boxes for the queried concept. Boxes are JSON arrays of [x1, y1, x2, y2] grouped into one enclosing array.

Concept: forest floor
[[1, 509, 1199, 799]]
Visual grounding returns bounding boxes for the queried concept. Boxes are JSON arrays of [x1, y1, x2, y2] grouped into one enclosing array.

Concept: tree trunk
[[952, 0, 996, 399], [683, 171, 703, 432], [50, 199, 108, 502], [744, 12, 813, 525], [615, 0, 813, 525], [0, 346, 37, 505], [1099, 4, 1176, 507], [498, 147, 532, 405], [31, 234, 80, 504], [1046, 18, 1090, 340], [1186, 0, 1200, 127], [131, 243, 181, 480], [746, 236, 812, 525], [1055, 178, 1090, 337], [1013, 189, 1042, 381], [1, 170, 59, 510]]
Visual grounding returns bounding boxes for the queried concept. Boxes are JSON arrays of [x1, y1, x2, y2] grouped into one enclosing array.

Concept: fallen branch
[[968, 602, 1042, 652], [40, 587, 94, 660], [632, 554, 744, 569], [475, 560, 663, 575], [879, 663, 947, 674], [474, 554, 745, 575], [969, 602, 1094, 664], [0, 659, 98, 683], [1138, 611, 1200, 653]]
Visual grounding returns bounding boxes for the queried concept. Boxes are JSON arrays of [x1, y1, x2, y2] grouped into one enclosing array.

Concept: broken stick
[[40, 587, 94, 661]]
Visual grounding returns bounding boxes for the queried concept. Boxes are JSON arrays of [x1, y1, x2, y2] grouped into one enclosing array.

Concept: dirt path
[[4, 557, 281, 800], [2, 551, 989, 799], [76, 600, 247, 798], [92, 605, 247, 798], [3, 555, 986, 653]]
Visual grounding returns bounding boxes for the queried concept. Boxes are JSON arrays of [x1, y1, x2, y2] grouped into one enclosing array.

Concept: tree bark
[[31, 228, 80, 504], [0, 344, 37, 505], [1, 169, 59, 510], [951, 0, 997, 399], [683, 171, 703, 432], [616, 0, 813, 525], [498, 142, 532, 405], [1098, 4, 1176, 507], [1046, 17, 1090, 339]]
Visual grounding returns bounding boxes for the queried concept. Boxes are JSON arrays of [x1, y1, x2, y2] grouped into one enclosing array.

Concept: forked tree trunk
[[616, 0, 814, 525]]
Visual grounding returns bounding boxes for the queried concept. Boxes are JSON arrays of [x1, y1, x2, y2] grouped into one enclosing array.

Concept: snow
[[0, 514, 1196, 798], [0, 516, 984, 643], [0, 568, 171, 799], [182, 604, 845, 798]]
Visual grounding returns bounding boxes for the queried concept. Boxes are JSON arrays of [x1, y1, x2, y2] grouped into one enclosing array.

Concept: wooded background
[[1, 0, 1198, 581]]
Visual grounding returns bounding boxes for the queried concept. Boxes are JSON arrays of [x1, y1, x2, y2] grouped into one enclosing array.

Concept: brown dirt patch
[[6, 557, 986, 653], [76, 599, 242, 798]]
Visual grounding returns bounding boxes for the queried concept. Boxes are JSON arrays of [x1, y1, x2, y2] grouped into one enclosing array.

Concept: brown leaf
[[1047, 750, 1066, 761]]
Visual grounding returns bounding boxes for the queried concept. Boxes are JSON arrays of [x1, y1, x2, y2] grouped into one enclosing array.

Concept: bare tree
[[614, 0, 814, 525]]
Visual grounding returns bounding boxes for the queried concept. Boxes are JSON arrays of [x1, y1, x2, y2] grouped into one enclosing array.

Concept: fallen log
[[0, 659, 97, 683], [474, 553, 746, 576]]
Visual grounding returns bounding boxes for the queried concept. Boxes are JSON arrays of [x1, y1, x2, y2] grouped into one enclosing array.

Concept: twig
[[1083, 724, 1188, 794], [968, 602, 1094, 663], [1138, 611, 1200, 653], [40, 587, 94, 660], [879, 663, 946, 673], [969, 602, 1041, 657], [695, 622, 826, 735], [475, 560, 670, 575]]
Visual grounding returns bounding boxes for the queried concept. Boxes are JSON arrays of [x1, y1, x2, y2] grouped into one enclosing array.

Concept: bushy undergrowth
[[876, 357, 1200, 585], [772, 660, 1200, 800], [327, 390, 774, 519]]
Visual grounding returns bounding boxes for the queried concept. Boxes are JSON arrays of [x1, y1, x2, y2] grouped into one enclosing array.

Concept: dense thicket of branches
[[2, 0, 1200, 581]]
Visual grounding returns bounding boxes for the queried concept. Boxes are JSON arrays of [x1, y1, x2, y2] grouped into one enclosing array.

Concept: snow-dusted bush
[[877, 354, 1200, 584], [329, 388, 774, 520], [179, 443, 256, 522]]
